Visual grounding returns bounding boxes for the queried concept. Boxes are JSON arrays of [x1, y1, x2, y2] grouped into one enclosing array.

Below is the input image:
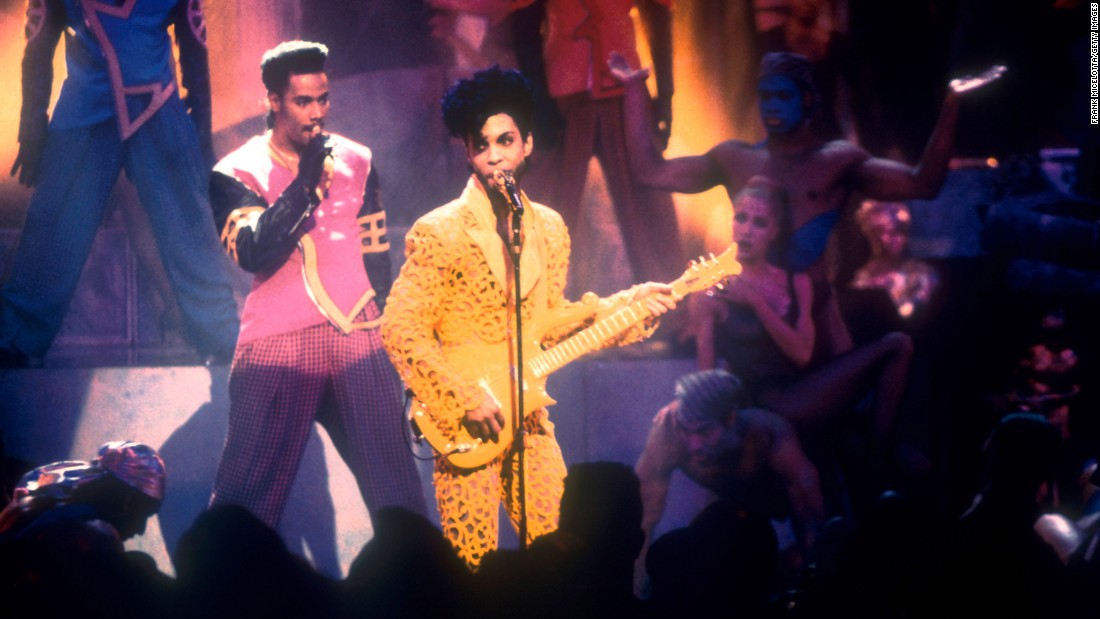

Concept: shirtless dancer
[[635, 369, 824, 585], [610, 50, 1003, 353]]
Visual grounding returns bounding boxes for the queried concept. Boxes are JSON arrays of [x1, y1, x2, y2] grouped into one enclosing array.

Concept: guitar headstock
[[673, 243, 743, 296]]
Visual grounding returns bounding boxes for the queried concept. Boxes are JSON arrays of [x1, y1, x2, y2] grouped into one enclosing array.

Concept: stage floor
[[0, 352, 709, 577]]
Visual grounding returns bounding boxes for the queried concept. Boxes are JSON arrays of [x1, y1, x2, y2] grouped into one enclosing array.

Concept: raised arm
[[718, 272, 815, 368], [854, 64, 1006, 200], [851, 93, 959, 200], [11, 0, 65, 187], [174, 0, 214, 167], [635, 0, 674, 147], [608, 51, 728, 194], [210, 135, 331, 273]]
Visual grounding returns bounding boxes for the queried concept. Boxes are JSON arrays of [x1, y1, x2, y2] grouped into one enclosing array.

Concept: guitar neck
[[522, 243, 736, 381], [528, 299, 654, 379]]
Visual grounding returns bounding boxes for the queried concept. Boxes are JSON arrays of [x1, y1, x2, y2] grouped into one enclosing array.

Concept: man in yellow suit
[[382, 66, 679, 568]]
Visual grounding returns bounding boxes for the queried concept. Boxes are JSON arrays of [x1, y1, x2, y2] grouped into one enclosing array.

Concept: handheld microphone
[[501, 170, 523, 215], [312, 128, 334, 204]]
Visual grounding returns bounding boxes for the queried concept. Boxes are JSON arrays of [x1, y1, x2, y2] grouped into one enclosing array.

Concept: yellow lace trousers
[[433, 420, 566, 569]]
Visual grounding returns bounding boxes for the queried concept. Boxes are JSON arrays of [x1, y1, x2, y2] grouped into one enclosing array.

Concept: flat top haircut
[[261, 41, 329, 94], [441, 65, 535, 141]]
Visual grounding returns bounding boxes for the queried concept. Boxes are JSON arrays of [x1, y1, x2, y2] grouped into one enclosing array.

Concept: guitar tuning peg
[[715, 282, 725, 290], [709, 252, 716, 260]]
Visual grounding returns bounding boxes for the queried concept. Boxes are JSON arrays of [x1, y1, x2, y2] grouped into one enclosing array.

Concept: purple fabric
[[210, 305, 425, 527]]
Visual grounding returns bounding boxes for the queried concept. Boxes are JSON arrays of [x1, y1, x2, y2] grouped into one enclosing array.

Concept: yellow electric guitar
[[409, 244, 742, 469]]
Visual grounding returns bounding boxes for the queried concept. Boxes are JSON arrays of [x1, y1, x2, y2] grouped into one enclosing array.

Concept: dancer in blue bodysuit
[[2, 0, 239, 367]]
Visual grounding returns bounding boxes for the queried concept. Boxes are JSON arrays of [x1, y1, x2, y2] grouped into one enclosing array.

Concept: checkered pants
[[210, 314, 426, 527]]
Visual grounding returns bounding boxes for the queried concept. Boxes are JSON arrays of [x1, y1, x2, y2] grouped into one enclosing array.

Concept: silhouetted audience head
[[646, 499, 779, 617], [938, 413, 1073, 617], [477, 462, 648, 619], [983, 411, 1062, 500], [476, 530, 595, 619], [807, 491, 941, 617], [173, 503, 339, 619], [558, 461, 645, 571], [344, 506, 473, 619]]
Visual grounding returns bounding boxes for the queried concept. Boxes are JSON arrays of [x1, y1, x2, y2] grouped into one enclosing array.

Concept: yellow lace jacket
[[382, 177, 656, 440]]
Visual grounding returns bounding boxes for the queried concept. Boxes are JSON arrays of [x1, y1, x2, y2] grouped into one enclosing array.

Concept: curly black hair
[[441, 65, 535, 141]]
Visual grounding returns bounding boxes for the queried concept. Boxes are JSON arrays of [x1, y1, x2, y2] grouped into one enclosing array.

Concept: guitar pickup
[[446, 439, 482, 455]]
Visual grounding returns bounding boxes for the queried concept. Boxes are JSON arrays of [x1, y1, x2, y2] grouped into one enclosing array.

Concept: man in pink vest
[[207, 41, 426, 528]]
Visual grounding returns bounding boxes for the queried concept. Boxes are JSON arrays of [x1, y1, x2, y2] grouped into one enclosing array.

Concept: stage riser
[[0, 357, 704, 576]]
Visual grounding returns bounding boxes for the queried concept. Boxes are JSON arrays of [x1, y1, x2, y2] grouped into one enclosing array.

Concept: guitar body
[[410, 245, 741, 469], [409, 325, 559, 469]]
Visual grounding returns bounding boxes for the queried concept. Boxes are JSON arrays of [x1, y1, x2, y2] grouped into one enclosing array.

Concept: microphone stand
[[503, 174, 528, 550]]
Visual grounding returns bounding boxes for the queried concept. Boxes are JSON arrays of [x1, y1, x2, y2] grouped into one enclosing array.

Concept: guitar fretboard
[[524, 245, 734, 382], [528, 300, 651, 378]]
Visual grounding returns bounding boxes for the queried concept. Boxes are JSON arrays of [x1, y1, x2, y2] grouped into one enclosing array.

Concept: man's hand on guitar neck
[[464, 392, 506, 443], [630, 282, 681, 316]]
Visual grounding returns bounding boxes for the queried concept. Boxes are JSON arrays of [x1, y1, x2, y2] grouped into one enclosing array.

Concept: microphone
[[312, 129, 335, 204], [501, 170, 524, 215]]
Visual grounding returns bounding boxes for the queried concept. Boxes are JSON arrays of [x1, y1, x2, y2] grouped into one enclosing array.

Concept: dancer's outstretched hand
[[949, 64, 1007, 94]]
